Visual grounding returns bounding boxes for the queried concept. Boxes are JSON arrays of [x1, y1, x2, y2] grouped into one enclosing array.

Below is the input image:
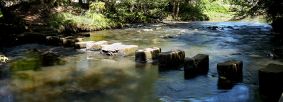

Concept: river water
[[1, 21, 283, 102]]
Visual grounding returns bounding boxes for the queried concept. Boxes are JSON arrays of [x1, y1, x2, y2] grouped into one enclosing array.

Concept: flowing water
[[1, 21, 283, 102]]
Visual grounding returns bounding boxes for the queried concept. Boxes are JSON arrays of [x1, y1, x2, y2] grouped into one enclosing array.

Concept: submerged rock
[[217, 60, 243, 89], [158, 50, 185, 70], [259, 63, 283, 102], [135, 47, 161, 63], [41, 52, 65, 66], [207, 26, 219, 30], [100, 43, 138, 56], [184, 54, 209, 79]]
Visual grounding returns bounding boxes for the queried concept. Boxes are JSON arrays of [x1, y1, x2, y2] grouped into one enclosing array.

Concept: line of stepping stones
[[135, 47, 283, 102], [45, 35, 283, 102]]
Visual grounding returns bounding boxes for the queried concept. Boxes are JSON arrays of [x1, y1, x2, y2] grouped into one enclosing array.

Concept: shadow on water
[[0, 21, 282, 102]]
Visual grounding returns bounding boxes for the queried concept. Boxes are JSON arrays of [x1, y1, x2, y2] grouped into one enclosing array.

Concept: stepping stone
[[184, 54, 209, 79], [184, 58, 197, 79], [259, 63, 283, 102], [46, 36, 61, 46], [101, 43, 138, 56], [193, 54, 209, 74], [135, 47, 161, 63], [158, 50, 185, 70], [217, 60, 243, 83], [61, 37, 84, 47], [74, 41, 95, 49], [86, 41, 108, 51], [60, 37, 75, 47]]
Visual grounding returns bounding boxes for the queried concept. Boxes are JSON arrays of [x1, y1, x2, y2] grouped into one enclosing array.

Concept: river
[[0, 21, 282, 102]]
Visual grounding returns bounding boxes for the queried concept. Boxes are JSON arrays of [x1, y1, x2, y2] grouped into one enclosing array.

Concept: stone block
[[217, 60, 243, 83], [100, 43, 138, 56], [158, 50, 185, 70], [193, 54, 209, 74], [46, 36, 61, 46], [135, 47, 161, 63], [86, 41, 108, 51], [118, 45, 138, 56], [184, 54, 209, 79], [74, 41, 95, 49], [60, 37, 76, 47], [184, 58, 197, 79], [259, 63, 283, 102]]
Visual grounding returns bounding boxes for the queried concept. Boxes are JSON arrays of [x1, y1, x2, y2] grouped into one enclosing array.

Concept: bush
[[179, 3, 209, 21], [48, 11, 116, 33]]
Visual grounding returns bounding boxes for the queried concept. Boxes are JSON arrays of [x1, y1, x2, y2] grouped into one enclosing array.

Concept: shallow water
[[1, 21, 283, 102]]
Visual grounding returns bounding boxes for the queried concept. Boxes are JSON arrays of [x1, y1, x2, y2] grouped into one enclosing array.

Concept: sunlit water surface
[[1, 21, 283, 102]]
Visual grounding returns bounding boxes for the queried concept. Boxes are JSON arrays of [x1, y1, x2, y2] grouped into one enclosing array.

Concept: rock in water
[[74, 41, 95, 49], [86, 41, 108, 51], [118, 45, 139, 56], [193, 54, 209, 74], [217, 60, 243, 89], [184, 54, 209, 79], [184, 58, 197, 79], [135, 47, 161, 63], [259, 63, 283, 102], [217, 60, 243, 82], [158, 50, 185, 70], [60, 37, 76, 47], [0, 55, 9, 63], [41, 52, 65, 66], [46, 36, 61, 46], [100, 43, 138, 56]]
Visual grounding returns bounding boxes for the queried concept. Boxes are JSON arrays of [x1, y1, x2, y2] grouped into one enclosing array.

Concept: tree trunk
[[176, 1, 180, 18], [172, 0, 176, 19]]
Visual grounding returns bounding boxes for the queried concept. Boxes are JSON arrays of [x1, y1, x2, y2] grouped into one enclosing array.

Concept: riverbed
[[1, 21, 282, 102]]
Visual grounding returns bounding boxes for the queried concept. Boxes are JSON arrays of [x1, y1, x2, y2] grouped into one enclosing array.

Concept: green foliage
[[179, 2, 209, 21], [105, 0, 169, 23], [200, 0, 234, 21], [48, 11, 116, 32], [89, 1, 105, 13]]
